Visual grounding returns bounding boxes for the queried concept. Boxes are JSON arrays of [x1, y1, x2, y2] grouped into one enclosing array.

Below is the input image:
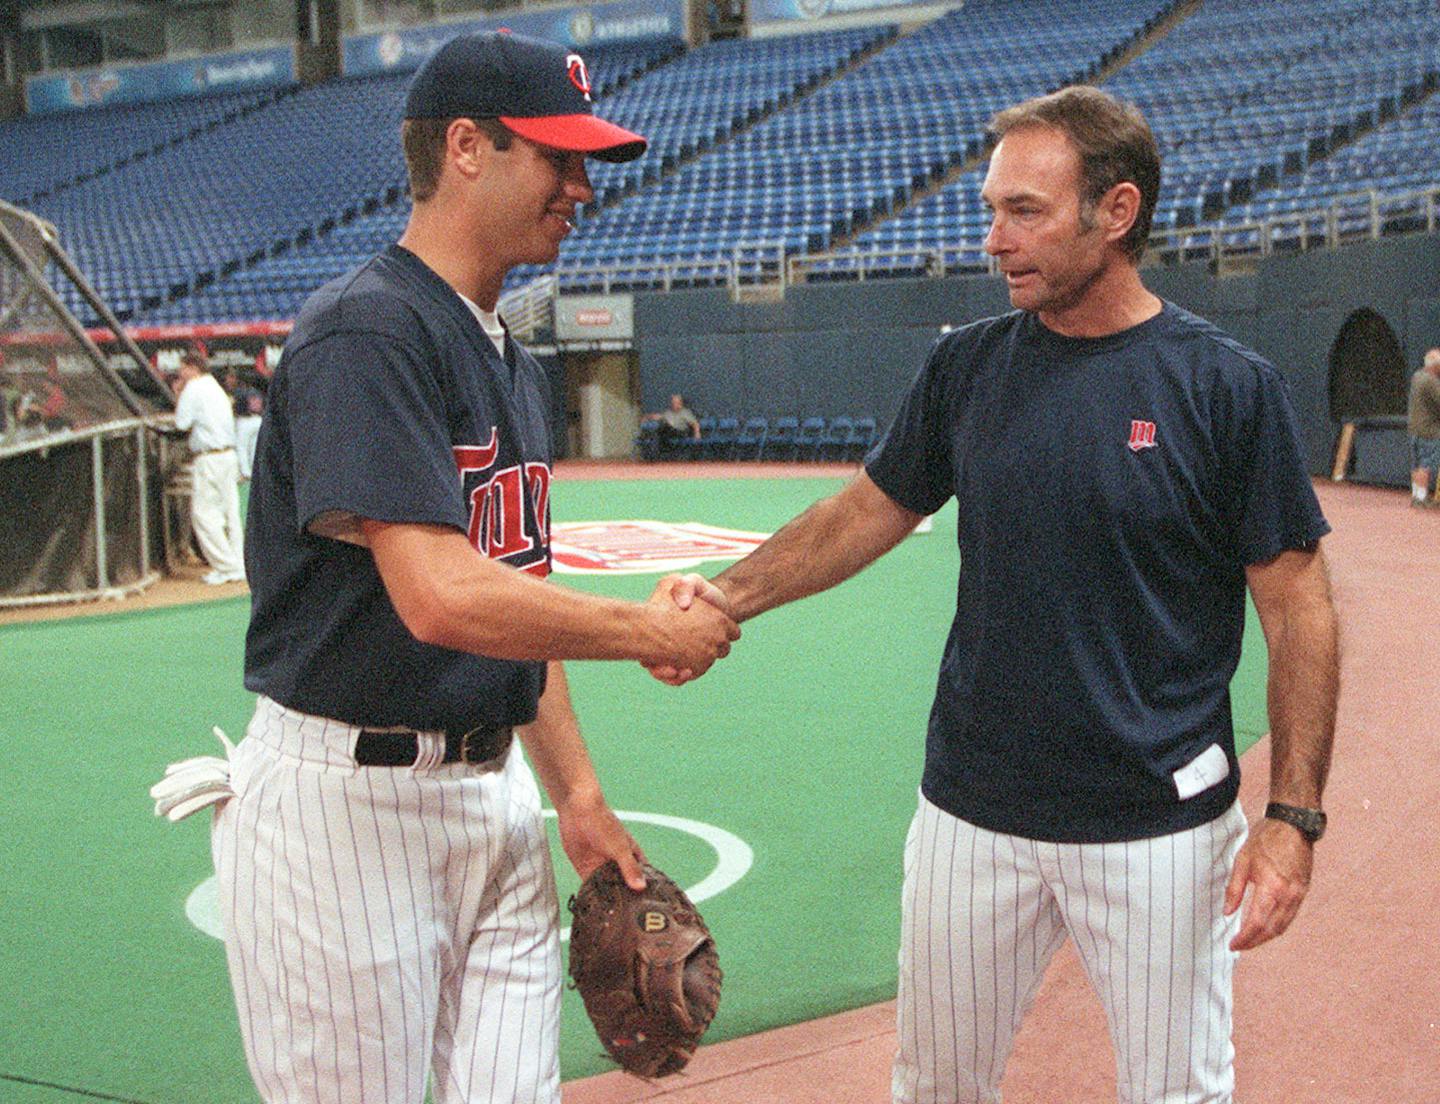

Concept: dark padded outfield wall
[[634, 233, 1440, 485]]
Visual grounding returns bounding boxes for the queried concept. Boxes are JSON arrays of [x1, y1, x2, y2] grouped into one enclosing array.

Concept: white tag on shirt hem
[[1172, 742, 1230, 800]]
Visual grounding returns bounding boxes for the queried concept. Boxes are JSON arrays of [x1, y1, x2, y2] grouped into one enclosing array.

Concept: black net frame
[[0, 201, 172, 604]]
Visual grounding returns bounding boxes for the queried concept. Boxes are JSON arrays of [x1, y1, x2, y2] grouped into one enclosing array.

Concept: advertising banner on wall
[[555, 294, 634, 344], [344, 0, 686, 78], [26, 45, 296, 116], [751, 0, 959, 32]]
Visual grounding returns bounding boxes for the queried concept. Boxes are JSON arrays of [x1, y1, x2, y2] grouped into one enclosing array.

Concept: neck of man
[[1039, 258, 1162, 339], [398, 200, 506, 312]]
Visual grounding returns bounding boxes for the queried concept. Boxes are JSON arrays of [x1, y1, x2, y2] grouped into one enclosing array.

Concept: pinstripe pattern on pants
[[212, 696, 561, 1104], [893, 792, 1247, 1104]]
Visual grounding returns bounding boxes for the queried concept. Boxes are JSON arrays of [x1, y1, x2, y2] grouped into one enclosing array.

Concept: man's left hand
[[1224, 816, 1314, 951], [555, 791, 647, 892]]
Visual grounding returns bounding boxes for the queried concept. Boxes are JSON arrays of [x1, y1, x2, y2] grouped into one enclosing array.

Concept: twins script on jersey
[[456, 428, 551, 577]]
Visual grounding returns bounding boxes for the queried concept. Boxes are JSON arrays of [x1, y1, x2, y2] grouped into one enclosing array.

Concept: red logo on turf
[[550, 521, 769, 574], [566, 54, 592, 99], [1128, 420, 1157, 451]]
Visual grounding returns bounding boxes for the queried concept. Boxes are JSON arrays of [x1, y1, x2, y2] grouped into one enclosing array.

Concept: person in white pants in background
[[173, 350, 245, 585]]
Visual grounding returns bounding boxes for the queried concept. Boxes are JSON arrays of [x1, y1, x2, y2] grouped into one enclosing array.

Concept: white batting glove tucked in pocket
[[150, 726, 237, 822]]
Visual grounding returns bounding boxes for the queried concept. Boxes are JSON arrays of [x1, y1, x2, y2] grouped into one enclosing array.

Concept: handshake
[[639, 573, 736, 686]]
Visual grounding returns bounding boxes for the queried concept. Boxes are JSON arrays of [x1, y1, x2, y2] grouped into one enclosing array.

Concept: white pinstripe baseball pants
[[212, 697, 562, 1104], [893, 793, 1247, 1104]]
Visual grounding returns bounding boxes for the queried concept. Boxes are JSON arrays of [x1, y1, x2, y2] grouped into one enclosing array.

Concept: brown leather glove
[[567, 860, 722, 1077]]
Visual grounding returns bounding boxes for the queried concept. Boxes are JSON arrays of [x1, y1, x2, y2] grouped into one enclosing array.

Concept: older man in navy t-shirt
[[666, 87, 1339, 1104]]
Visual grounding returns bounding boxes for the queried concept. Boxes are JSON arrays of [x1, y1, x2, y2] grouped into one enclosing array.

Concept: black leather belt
[[353, 724, 513, 767]]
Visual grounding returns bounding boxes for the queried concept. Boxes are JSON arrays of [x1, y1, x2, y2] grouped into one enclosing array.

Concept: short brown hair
[[401, 117, 515, 202], [990, 86, 1160, 262]]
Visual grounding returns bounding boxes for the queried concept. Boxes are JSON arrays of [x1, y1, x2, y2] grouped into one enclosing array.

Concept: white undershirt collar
[[456, 292, 507, 358]]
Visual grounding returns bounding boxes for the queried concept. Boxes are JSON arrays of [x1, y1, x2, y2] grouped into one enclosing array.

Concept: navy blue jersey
[[244, 244, 553, 732], [867, 302, 1329, 843]]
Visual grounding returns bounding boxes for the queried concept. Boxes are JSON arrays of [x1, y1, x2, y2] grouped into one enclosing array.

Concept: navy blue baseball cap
[[403, 30, 647, 163]]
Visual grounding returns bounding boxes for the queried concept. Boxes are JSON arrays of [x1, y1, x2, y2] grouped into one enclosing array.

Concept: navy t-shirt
[[867, 302, 1329, 843], [244, 245, 553, 732]]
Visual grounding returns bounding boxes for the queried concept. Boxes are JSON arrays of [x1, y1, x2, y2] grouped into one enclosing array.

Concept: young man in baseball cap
[[220, 31, 735, 1104]]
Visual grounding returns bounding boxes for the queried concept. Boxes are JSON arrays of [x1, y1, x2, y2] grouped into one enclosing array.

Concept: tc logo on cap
[[566, 53, 592, 100]]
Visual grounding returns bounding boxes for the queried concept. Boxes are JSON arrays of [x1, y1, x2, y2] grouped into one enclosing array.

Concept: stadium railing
[[1148, 183, 1440, 266]]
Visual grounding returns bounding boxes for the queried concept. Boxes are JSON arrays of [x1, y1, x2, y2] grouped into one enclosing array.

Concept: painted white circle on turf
[[185, 810, 753, 942], [186, 876, 223, 940]]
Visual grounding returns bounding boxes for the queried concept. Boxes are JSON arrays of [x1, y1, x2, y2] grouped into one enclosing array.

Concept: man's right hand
[[643, 574, 734, 685], [642, 574, 739, 682]]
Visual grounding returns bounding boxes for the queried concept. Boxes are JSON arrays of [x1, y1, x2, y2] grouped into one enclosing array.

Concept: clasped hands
[[643, 573, 735, 685]]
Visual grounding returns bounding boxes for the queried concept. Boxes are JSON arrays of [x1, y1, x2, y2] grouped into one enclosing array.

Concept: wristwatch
[[1264, 802, 1327, 843]]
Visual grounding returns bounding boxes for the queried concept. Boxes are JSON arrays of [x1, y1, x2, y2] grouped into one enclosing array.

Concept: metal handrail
[[497, 274, 557, 344], [0, 415, 156, 461], [1147, 183, 1440, 265], [787, 246, 999, 283], [530, 183, 1439, 295]]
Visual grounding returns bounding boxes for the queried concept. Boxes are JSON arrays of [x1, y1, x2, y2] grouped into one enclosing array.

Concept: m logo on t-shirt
[[1128, 419, 1158, 452], [454, 428, 551, 576]]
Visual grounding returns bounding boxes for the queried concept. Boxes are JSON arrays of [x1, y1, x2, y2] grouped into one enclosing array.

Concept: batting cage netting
[[0, 200, 175, 606]]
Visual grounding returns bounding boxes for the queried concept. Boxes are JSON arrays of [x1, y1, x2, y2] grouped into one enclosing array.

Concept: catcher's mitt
[[567, 860, 722, 1078]]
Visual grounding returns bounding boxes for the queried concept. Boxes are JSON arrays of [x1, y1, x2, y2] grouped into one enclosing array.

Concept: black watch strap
[[1265, 802, 1326, 842]]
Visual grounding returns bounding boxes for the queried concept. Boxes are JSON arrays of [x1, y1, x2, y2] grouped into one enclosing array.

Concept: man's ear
[[445, 118, 489, 181], [1099, 181, 1142, 245]]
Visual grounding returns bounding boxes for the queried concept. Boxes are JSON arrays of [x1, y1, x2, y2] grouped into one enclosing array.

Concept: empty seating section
[[160, 29, 887, 318], [23, 72, 413, 323], [0, 87, 279, 204], [638, 413, 875, 461], [133, 37, 679, 323], [1106, 0, 1440, 237], [2, 0, 1438, 322], [557, 2, 1170, 287], [808, 0, 1173, 278], [3, 39, 674, 324], [509, 24, 895, 289], [829, 0, 1439, 277], [1213, 13, 1440, 246]]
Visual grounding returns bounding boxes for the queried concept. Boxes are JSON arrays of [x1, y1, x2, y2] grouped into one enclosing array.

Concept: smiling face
[[981, 126, 1117, 325], [399, 118, 602, 308], [484, 132, 594, 269]]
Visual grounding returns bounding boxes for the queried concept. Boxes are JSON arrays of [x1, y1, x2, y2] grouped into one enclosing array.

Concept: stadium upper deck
[[3, 0, 1436, 326]]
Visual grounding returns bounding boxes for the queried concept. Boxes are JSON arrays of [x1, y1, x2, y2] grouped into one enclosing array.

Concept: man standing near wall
[[1407, 347, 1440, 507], [173, 350, 245, 584]]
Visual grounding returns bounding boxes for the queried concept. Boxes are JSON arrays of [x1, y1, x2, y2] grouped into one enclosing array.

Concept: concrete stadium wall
[[634, 232, 1440, 482]]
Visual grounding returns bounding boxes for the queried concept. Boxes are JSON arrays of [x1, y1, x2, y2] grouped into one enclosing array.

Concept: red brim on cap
[[499, 113, 648, 163]]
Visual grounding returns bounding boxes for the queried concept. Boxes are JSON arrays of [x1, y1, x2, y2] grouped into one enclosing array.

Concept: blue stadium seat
[[674, 415, 716, 459], [845, 417, 877, 462], [819, 416, 853, 461], [635, 420, 661, 462], [733, 417, 769, 461], [795, 416, 828, 460], [764, 416, 800, 460], [703, 416, 740, 460]]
